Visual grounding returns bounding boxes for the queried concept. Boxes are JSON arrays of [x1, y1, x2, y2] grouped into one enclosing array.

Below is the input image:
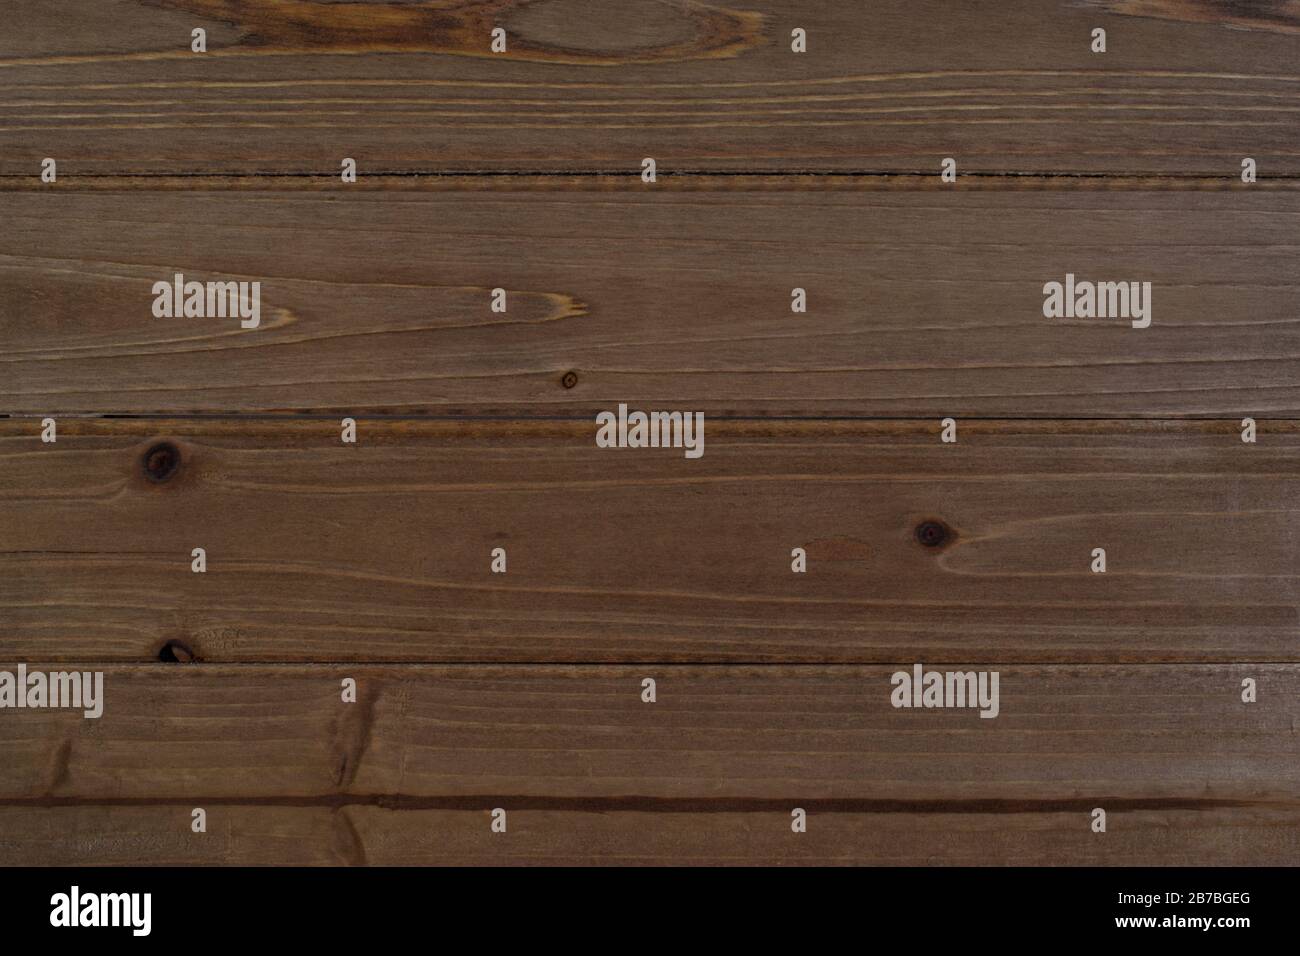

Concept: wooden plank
[[2, 0, 1299, 176], [4, 189, 1299, 417], [5, 419, 1297, 664], [0, 805, 345, 866], [4, 805, 1297, 866], [1, 665, 1295, 803]]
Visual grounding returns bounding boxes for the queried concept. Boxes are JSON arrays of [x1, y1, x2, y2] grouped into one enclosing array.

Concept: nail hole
[[560, 370, 579, 389], [143, 442, 180, 483], [915, 520, 952, 549], [157, 640, 195, 663]]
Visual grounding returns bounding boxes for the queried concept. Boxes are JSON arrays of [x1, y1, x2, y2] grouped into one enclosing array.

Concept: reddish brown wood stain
[[138, 0, 768, 63]]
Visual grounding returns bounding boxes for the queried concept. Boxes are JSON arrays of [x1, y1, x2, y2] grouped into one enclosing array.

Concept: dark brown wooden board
[[4, 419, 1297, 664], [2, 664, 1295, 801], [5, 0, 1298, 873], [2, 0, 1299, 177], [1, 663, 1295, 864], [4, 189, 1299, 417]]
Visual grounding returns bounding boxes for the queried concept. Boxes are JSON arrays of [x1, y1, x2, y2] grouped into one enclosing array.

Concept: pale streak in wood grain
[[3, 420, 1298, 663]]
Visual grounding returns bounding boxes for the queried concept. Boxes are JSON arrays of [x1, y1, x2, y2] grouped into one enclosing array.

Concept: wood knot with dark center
[[142, 442, 181, 483], [914, 519, 954, 549]]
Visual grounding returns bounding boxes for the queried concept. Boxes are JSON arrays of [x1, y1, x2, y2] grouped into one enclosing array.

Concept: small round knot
[[143, 442, 180, 483], [914, 520, 952, 549], [560, 370, 579, 389]]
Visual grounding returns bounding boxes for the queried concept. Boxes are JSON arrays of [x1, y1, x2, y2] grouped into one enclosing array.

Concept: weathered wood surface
[[5, 805, 1298, 866], [1, 664, 1295, 801], [2, 0, 1298, 176], [4, 0, 1297, 871], [3, 419, 1297, 664], [4, 190, 1299, 417], [1, 663, 1295, 864]]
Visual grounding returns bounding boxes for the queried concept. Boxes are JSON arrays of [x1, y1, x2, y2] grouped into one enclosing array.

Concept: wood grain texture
[[6, 806, 1299, 865], [5, 1, 1297, 871], [4, 419, 1297, 664], [5, 189, 1299, 416], [3, 661, 1297, 863], [1, 0, 1298, 176], [1, 664, 1295, 802]]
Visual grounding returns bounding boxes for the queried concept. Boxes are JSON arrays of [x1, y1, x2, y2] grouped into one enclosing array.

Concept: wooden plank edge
[[4, 418, 1296, 439], [3, 804, 1296, 866], [2, 174, 1299, 192]]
